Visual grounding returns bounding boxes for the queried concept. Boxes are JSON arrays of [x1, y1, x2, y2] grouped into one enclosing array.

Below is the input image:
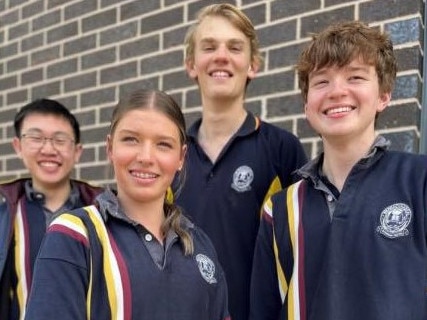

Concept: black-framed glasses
[[21, 133, 75, 152]]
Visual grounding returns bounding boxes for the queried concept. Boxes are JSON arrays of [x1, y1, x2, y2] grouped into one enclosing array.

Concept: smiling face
[[107, 108, 186, 206], [186, 15, 257, 103], [304, 58, 390, 144], [12, 113, 82, 191]]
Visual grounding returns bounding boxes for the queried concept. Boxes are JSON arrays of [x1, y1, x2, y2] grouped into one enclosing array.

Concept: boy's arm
[[249, 198, 283, 320], [25, 218, 90, 320]]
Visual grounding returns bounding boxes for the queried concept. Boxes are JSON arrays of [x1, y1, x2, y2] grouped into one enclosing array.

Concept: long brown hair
[[109, 89, 193, 255]]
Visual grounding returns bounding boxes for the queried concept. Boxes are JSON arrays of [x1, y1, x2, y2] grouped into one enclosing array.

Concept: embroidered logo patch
[[196, 254, 217, 284], [231, 165, 254, 192], [377, 203, 412, 238]]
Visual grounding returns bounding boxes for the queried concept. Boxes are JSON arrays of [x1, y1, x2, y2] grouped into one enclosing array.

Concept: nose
[[327, 78, 348, 98], [39, 137, 57, 153], [213, 44, 230, 61], [136, 144, 154, 164]]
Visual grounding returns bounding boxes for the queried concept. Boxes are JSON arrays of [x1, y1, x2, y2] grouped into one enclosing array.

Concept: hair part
[[14, 98, 80, 143], [296, 20, 397, 102], [109, 89, 193, 254]]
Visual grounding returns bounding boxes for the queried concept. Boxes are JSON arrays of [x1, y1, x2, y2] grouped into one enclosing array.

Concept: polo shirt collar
[[297, 135, 390, 183], [24, 180, 80, 209], [95, 188, 194, 230]]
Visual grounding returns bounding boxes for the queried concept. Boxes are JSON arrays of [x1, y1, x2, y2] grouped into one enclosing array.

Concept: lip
[[323, 105, 355, 116]]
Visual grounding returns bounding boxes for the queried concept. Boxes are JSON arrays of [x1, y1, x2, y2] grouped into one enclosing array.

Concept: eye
[[230, 45, 243, 52], [202, 46, 215, 52], [349, 75, 365, 81], [53, 137, 67, 145], [121, 136, 138, 144], [311, 78, 328, 87], [28, 135, 43, 143], [158, 141, 173, 149]]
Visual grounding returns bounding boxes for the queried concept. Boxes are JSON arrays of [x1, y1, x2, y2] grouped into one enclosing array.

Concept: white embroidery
[[196, 254, 217, 284], [231, 165, 254, 192], [377, 203, 412, 238]]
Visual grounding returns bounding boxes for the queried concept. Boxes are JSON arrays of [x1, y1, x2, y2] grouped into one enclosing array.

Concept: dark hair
[[14, 98, 81, 143], [296, 20, 397, 102], [110, 89, 193, 254]]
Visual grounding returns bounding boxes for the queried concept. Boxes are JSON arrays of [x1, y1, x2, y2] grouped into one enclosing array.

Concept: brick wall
[[0, 0, 424, 185]]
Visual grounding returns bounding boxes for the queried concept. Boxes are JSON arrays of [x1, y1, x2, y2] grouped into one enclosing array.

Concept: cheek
[[110, 148, 133, 168], [305, 91, 323, 113], [20, 149, 36, 163], [159, 154, 182, 174]]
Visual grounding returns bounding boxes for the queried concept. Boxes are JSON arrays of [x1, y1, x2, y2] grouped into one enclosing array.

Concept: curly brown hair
[[296, 21, 397, 103]]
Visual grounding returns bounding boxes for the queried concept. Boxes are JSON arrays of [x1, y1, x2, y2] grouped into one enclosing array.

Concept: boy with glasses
[[0, 98, 103, 319]]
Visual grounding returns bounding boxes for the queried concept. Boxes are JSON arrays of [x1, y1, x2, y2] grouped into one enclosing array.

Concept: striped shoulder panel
[[13, 200, 31, 320], [261, 176, 283, 218], [261, 197, 273, 223], [254, 116, 261, 129], [272, 210, 287, 306], [273, 180, 306, 320], [286, 180, 306, 320], [83, 205, 132, 320], [49, 212, 90, 246]]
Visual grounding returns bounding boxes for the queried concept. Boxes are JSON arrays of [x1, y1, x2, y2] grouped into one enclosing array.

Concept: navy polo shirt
[[175, 112, 307, 320], [25, 190, 230, 319]]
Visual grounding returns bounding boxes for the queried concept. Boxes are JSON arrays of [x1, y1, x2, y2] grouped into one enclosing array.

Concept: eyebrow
[[118, 129, 179, 142], [311, 64, 371, 77], [23, 128, 72, 137], [345, 65, 371, 73], [199, 37, 246, 45]]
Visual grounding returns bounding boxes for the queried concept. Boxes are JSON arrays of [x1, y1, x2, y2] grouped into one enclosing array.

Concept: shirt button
[[326, 194, 334, 202], [144, 234, 153, 242], [35, 193, 44, 200]]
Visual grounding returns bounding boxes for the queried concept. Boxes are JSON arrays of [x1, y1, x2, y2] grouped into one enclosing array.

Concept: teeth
[[40, 162, 58, 167], [132, 172, 157, 179], [326, 106, 352, 115], [212, 71, 230, 78]]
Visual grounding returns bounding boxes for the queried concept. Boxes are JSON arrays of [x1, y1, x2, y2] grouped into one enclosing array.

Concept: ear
[[377, 92, 391, 112], [185, 59, 198, 80], [178, 144, 187, 171], [106, 135, 113, 161], [73, 143, 83, 163], [247, 61, 260, 80], [12, 136, 22, 157]]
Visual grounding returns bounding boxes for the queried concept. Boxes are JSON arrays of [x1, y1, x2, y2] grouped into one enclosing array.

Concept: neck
[[33, 180, 72, 212], [322, 135, 376, 191], [119, 195, 166, 242], [199, 107, 247, 140]]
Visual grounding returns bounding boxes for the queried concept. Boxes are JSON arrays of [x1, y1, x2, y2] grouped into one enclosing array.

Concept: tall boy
[[0, 99, 103, 319], [250, 21, 427, 319], [175, 4, 307, 320]]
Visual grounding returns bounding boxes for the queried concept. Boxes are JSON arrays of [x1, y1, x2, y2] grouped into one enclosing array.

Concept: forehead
[[21, 113, 74, 134], [115, 109, 178, 132], [195, 16, 248, 44], [311, 58, 375, 76]]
